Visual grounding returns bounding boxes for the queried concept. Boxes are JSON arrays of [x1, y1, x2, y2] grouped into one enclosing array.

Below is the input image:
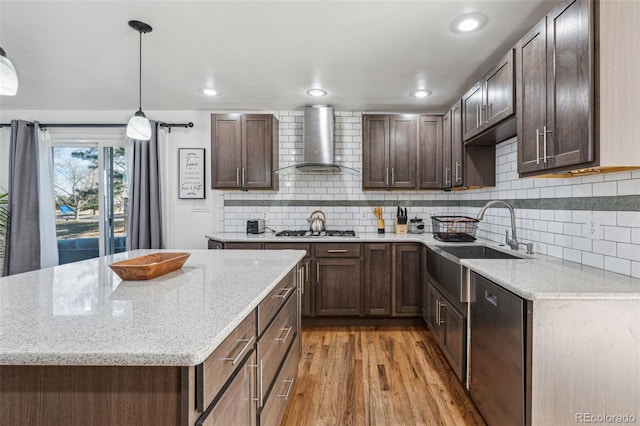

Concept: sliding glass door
[[53, 142, 127, 264]]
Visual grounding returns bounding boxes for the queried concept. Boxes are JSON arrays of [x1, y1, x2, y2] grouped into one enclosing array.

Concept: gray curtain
[[127, 121, 163, 250], [3, 120, 41, 275]]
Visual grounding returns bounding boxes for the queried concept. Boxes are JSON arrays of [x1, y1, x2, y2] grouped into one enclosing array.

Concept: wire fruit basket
[[431, 216, 479, 242]]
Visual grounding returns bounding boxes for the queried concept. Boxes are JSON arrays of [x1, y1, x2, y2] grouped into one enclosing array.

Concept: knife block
[[377, 219, 385, 234], [394, 219, 408, 234]]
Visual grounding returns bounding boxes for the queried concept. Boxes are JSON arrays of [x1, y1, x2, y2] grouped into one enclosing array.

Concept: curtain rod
[[0, 121, 194, 133]]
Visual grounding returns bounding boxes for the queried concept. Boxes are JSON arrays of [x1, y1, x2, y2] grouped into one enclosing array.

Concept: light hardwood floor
[[282, 326, 486, 426]]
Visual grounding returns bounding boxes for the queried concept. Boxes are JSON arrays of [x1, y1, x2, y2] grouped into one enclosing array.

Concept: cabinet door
[[315, 258, 362, 316], [546, 0, 594, 170], [362, 115, 390, 189], [517, 18, 548, 174], [364, 244, 391, 316], [389, 115, 417, 189], [301, 259, 313, 317], [440, 301, 466, 383], [393, 244, 421, 316], [198, 352, 256, 426], [418, 114, 444, 189], [425, 284, 439, 334], [461, 83, 483, 142], [242, 115, 273, 189], [484, 49, 515, 127], [450, 101, 464, 188], [211, 114, 242, 189]]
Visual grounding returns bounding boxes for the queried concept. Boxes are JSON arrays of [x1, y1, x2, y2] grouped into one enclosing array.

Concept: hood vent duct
[[275, 106, 359, 175]]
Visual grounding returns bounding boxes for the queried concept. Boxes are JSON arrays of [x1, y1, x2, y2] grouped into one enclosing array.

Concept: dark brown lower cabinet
[[197, 353, 256, 426], [426, 283, 466, 382], [393, 244, 422, 316], [364, 244, 392, 316], [315, 258, 362, 316]]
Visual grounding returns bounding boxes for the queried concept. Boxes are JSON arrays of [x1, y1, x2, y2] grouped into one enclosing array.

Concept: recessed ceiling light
[[450, 13, 488, 34], [411, 89, 432, 98], [306, 88, 327, 97], [202, 88, 218, 96]]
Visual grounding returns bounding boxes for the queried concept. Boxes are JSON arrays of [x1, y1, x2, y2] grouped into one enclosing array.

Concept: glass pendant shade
[[127, 109, 152, 140], [0, 48, 18, 96]]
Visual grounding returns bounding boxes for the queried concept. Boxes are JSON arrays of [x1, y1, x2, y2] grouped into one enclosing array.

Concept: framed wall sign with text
[[178, 148, 205, 199]]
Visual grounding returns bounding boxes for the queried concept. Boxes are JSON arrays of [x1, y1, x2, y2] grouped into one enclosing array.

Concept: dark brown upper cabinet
[[211, 114, 279, 190], [462, 49, 516, 145], [444, 100, 495, 190], [517, 0, 594, 176], [418, 115, 443, 189], [363, 114, 417, 190]]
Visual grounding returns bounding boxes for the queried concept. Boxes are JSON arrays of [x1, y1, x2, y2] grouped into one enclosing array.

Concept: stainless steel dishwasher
[[470, 272, 526, 426]]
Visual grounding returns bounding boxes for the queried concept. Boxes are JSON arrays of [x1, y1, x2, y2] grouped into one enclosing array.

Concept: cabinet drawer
[[263, 243, 311, 258], [315, 243, 361, 258], [260, 334, 301, 426], [196, 312, 256, 412], [225, 242, 263, 250], [257, 268, 296, 335], [258, 292, 297, 404]]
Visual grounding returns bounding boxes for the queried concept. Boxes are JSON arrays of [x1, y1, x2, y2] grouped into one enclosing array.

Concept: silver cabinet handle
[[455, 162, 462, 182], [276, 326, 293, 343], [316, 262, 320, 283], [437, 301, 445, 325], [535, 128, 541, 165], [543, 125, 551, 164], [259, 359, 264, 407], [444, 166, 450, 187], [275, 286, 293, 299], [277, 378, 295, 399], [305, 260, 309, 282], [391, 167, 395, 186], [221, 336, 255, 365], [242, 167, 246, 186], [385, 167, 389, 186], [248, 363, 260, 407], [327, 249, 348, 253], [435, 298, 440, 325], [476, 104, 480, 128], [236, 168, 240, 186]]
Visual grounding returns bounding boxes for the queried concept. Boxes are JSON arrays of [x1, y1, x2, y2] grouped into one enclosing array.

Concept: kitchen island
[[0, 249, 305, 426]]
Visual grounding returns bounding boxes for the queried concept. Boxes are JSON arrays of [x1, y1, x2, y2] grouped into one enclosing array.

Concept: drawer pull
[[221, 336, 255, 365], [276, 326, 293, 343], [277, 378, 295, 399], [485, 291, 498, 307], [275, 286, 293, 299], [327, 249, 348, 253]]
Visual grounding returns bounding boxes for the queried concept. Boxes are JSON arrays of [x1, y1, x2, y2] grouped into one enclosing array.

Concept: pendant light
[[0, 47, 19, 96], [127, 20, 153, 140]]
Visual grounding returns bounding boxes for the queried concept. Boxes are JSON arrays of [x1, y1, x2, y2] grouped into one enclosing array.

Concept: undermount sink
[[435, 245, 528, 261]]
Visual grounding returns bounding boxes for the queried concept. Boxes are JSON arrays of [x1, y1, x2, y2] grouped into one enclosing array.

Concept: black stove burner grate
[[275, 230, 357, 237]]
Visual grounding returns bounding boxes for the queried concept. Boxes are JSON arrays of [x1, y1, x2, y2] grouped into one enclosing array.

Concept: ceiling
[[0, 0, 560, 113]]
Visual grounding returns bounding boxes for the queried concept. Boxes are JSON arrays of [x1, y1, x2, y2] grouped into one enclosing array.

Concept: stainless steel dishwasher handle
[[485, 291, 498, 307]]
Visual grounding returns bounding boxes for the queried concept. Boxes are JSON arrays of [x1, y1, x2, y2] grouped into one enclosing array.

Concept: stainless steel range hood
[[275, 106, 359, 175]]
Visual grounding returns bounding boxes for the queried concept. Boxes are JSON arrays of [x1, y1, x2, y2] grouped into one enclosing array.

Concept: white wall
[[223, 111, 640, 279], [0, 110, 222, 249]]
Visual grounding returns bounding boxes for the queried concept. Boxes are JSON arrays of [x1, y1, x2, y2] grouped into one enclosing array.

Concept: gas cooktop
[[275, 230, 357, 237]]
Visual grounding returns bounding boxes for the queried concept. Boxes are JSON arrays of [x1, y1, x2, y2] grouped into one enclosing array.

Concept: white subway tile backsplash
[[604, 256, 631, 276], [592, 240, 617, 256], [592, 181, 617, 197], [582, 252, 604, 269], [617, 211, 640, 228], [604, 226, 631, 243], [616, 243, 640, 261]]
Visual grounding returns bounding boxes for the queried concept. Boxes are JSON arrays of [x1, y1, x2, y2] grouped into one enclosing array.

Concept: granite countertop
[[0, 249, 305, 366], [206, 232, 640, 301]]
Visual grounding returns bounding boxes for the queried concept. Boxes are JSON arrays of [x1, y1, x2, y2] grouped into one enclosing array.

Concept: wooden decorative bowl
[[109, 252, 191, 280]]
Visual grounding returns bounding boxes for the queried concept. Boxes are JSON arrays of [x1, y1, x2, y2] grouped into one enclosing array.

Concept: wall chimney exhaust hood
[[275, 106, 359, 175]]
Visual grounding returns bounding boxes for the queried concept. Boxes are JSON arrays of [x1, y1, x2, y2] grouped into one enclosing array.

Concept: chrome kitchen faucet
[[476, 200, 534, 254]]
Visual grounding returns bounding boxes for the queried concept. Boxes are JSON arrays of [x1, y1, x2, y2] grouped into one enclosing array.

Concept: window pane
[[105, 146, 128, 255], [54, 147, 100, 264]]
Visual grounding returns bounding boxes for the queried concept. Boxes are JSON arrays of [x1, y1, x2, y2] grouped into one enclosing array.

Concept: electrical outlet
[[263, 211, 269, 221], [587, 215, 600, 240], [360, 210, 368, 220]]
